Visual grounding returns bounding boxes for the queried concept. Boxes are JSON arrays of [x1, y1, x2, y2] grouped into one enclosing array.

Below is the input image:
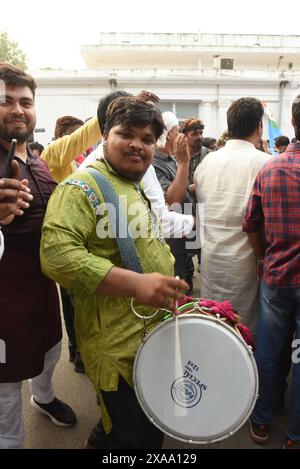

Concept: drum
[[133, 309, 258, 444]]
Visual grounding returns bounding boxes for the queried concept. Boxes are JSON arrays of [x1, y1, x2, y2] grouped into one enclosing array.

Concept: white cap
[[157, 111, 179, 147]]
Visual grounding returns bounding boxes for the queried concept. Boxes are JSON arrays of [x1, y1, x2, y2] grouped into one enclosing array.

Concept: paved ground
[[22, 269, 290, 450]]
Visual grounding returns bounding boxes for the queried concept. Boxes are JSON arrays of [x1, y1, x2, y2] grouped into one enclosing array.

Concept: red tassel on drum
[[199, 299, 238, 325], [177, 295, 194, 307], [236, 323, 255, 349]]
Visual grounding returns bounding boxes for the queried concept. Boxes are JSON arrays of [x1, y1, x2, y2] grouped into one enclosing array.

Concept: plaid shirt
[[242, 142, 300, 288]]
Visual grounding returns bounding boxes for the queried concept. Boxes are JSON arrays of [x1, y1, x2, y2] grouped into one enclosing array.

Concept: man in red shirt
[[242, 95, 300, 449]]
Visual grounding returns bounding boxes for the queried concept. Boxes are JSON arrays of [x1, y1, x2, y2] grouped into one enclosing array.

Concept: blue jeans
[[251, 282, 300, 441]]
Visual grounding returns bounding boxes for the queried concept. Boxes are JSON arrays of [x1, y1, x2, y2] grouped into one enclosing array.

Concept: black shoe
[[84, 420, 112, 449], [74, 352, 85, 374], [31, 396, 77, 427]]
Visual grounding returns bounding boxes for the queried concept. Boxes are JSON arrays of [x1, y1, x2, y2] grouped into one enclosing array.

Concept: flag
[[262, 102, 282, 153]]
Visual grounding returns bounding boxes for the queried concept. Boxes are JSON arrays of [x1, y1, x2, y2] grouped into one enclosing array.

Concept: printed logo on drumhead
[[171, 360, 208, 408], [171, 377, 202, 408]]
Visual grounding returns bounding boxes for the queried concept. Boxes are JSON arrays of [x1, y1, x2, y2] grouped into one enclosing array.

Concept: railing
[[34, 68, 300, 80], [94, 32, 300, 49]]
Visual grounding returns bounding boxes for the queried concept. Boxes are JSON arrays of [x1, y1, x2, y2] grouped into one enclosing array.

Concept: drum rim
[[133, 312, 259, 444]]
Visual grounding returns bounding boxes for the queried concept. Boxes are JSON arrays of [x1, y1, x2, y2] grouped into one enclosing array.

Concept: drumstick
[[175, 275, 179, 311], [174, 275, 188, 416]]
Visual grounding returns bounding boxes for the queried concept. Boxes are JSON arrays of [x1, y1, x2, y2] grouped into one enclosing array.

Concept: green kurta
[[40, 160, 174, 429]]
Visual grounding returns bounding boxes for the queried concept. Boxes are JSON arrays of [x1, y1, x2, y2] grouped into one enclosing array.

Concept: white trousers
[[0, 341, 61, 449]]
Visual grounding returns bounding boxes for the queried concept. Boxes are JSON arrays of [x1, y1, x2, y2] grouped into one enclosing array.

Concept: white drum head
[[133, 313, 258, 444]]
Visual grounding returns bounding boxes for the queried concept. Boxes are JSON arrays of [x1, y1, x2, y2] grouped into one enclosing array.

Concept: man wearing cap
[[153, 111, 193, 279]]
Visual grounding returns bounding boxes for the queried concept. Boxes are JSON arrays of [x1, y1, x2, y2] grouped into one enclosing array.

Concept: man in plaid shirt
[[242, 95, 300, 449]]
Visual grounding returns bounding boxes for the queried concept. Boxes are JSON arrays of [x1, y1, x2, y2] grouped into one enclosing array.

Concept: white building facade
[[33, 32, 300, 145]]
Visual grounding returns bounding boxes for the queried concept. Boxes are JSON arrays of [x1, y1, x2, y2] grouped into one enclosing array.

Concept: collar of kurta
[[223, 139, 255, 151], [92, 155, 144, 189]]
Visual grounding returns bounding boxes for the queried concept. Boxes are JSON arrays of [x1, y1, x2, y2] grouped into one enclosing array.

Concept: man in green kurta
[[40, 96, 187, 449]]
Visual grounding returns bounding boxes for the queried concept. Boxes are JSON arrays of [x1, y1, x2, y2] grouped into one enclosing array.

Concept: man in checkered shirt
[[243, 95, 300, 449]]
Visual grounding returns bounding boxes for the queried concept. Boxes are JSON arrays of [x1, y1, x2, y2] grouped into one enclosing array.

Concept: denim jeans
[[251, 282, 300, 441]]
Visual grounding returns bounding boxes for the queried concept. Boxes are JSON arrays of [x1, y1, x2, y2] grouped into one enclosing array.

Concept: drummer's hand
[[133, 273, 188, 312]]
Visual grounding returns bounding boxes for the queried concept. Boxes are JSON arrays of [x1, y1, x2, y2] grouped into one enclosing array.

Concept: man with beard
[[40, 96, 188, 449], [0, 63, 76, 449], [180, 118, 210, 288], [180, 118, 211, 186]]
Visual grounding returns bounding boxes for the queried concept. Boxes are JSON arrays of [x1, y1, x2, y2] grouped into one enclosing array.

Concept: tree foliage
[[0, 31, 28, 70]]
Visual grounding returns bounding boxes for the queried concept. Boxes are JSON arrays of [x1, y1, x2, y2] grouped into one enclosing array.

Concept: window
[[220, 58, 235, 70], [159, 101, 174, 113], [175, 102, 199, 119]]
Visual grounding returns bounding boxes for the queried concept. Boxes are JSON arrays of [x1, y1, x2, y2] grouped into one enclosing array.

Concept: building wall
[[32, 33, 300, 145], [33, 76, 299, 146]]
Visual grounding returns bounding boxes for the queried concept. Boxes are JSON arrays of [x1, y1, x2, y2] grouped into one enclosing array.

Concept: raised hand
[[173, 134, 190, 165]]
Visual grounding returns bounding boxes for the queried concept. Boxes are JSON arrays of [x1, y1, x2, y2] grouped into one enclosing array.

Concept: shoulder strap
[[87, 168, 143, 273]]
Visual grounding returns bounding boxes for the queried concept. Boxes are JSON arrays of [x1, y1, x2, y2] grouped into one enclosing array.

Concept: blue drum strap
[[87, 168, 143, 274]]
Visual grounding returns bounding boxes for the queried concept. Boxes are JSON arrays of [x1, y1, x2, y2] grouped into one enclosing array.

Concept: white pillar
[[200, 101, 212, 136], [218, 99, 230, 137]]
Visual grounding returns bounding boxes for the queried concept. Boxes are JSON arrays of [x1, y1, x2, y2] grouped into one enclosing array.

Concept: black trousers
[[88, 376, 164, 449], [60, 286, 77, 356]]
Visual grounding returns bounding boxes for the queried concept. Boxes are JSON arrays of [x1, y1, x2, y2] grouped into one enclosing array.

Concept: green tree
[[0, 31, 27, 70]]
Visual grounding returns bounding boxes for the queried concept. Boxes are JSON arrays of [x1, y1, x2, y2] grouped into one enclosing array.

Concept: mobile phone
[[3, 139, 17, 178]]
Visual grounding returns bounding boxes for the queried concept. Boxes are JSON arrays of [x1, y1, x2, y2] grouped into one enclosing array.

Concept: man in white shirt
[[194, 97, 271, 331]]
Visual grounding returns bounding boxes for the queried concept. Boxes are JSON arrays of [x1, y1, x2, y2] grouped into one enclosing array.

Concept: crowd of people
[[0, 61, 300, 450]]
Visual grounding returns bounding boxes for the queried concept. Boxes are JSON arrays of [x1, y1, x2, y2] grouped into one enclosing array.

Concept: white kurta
[[194, 140, 271, 331]]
